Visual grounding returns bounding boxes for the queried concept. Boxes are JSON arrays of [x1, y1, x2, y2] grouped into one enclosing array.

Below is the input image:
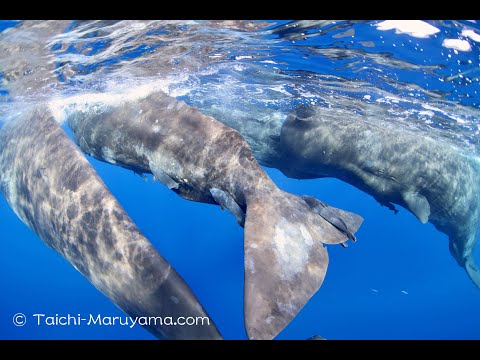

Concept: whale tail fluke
[[243, 188, 363, 340]]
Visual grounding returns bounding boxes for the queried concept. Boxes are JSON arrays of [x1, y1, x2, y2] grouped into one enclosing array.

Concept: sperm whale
[[65, 90, 363, 339], [0, 106, 222, 339], [277, 105, 480, 288]]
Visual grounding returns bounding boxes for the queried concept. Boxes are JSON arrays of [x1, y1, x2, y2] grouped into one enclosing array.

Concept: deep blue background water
[[1, 153, 479, 340], [0, 20, 479, 340]]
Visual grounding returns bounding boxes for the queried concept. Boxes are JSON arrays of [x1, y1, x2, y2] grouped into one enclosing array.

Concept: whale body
[[277, 106, 480, 287], [0, 106, 222, 339], [65, 90, 363, 339]]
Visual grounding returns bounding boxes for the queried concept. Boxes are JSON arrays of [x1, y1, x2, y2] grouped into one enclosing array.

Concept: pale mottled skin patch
[[0, 106, 221, 339]]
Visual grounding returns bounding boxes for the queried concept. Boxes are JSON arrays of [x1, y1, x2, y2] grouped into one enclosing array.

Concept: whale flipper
[[302, 195, 361, 242], [209, 188, 246, 226], [244, 190, 363, 340], [402, 191, 430, 224], [466, 257, 480, 288], [149, 161, 179, 190]]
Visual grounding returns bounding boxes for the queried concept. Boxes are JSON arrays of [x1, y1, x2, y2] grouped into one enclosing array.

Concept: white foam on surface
[[47, 78, 176, 124], [418, 110, 434, 117], [375, 95, 401, 104], [422, 103, 467, 124], [442, 38, 472, 52], [376, 20, 440, 38], [235, 55, 253, 60], [268, 85, 292, 97], [462, 29, 480, 42]]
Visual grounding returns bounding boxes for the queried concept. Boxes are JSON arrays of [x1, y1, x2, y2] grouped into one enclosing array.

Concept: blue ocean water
[[0, 20, 479, 340]]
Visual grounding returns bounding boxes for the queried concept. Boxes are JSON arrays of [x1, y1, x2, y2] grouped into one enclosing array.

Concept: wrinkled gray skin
[[277, 106, 480, 288], [66, 90, 363, 340], [0, 106, 222, 339]]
